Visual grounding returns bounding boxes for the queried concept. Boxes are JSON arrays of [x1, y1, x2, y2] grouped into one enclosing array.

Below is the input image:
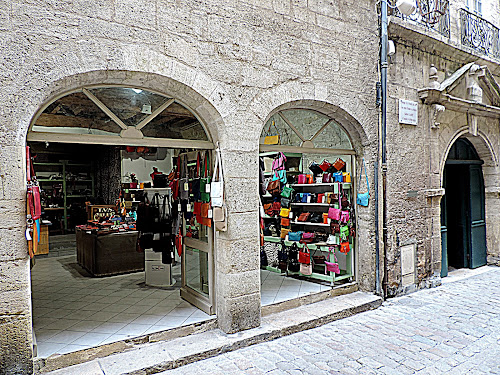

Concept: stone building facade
[[385, 0, 500, 295], [2, 0, 500, 373], [0, 1, 379, 373]]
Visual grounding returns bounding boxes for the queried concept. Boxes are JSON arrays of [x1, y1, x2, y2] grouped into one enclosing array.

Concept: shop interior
[[27, 87, 336, 359]]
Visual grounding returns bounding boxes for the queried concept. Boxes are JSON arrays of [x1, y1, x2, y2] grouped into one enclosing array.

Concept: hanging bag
[[325, 249, 341, 274], [300, 262, 313, 275], [356, 158, 370, 207], [298, 246, 311, 264], [179, 154, 189, 200], [200, 152, 211, 203], [264, 120, 280, 145], [211, 145, 224, 207]]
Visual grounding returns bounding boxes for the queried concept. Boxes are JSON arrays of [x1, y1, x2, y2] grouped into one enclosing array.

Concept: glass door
[[180, 150, 215, 315]]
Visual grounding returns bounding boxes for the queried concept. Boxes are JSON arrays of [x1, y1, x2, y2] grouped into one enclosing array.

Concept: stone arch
[[11, 43, 233, 145], [248, 81, 373, 152], [260, 99, 371, 156], [439, 126, 499, 189]]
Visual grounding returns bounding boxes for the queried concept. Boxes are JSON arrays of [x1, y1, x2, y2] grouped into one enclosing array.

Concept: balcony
[[391, 0, 450, 38], [460, 8, 500, 59]]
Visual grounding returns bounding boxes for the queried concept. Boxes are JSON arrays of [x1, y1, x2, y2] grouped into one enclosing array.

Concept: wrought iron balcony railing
[[460, 8, 500, 59], [391, 0, 450, 38]]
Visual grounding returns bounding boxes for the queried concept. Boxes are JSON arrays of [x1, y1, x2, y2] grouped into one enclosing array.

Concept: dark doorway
[[441, 138, 487, 277]]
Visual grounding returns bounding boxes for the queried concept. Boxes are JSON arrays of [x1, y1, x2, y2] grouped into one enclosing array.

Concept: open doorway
[[441, 138, 487, 277], [27, 86, 216, 358]]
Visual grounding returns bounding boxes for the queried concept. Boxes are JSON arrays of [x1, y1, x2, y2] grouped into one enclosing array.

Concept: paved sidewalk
[[161, 266, 500, 374]]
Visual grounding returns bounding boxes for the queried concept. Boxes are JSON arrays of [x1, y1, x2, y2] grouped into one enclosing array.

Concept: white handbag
[[211, 146, 224, 207]]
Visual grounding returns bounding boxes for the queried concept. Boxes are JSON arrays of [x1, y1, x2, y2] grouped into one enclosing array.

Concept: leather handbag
[[280, 228, 290, 239], [288, 258, 300, 272], [288, 231, 302, 242], [301, 193, 310, 203], [331, 223, 340, 233], [272, 152, 287, 170], [272, 201, 281, 215], [340, 211, 350, 224], [322, 173, 331, 183], [341, 194, 350, 209], [281, 217, 290, 226], [343, 172, 351, 183], [281, 186, 294, 198], [328, 207, 341, 220], [281, 197, 291, 208], [280, 208, 290, 217], [264, 121, 280, 145], [325, 259, 340, 274], [297, 174, 307, 184], [297, 212, 310, 222], [319, 159, 332, 172], [333, 158, 346, 171], [313, 255, 326, 264], [288, 242, 299, 259], [267, 180, 281, 195], [333, 172, 343, 182], [309, 162, 323, 175], [300, 263, 313, 275], [309, 213, 323, 223], [300, 232, 315, 244], [340, 225, 349, 239], [306, 174, 314, 184], [357, 158, 370, 207], [317, 193, 325, 203], [298, 246, 311, 264], [340, 241, 350, 254]]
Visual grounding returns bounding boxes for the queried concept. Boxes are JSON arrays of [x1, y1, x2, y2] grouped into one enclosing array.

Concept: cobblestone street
[[162, 267, 500, 374]]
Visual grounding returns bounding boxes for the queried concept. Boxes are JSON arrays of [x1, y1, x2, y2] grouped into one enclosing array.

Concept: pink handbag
[[272, 152, 287, 171], [328, 207, 341, 220], [325, 250, 340, 274], [340, 211, 350, 224], [298, 174, 307, 184]]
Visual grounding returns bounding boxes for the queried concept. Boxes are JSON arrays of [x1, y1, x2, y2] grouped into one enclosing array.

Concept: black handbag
[[288, 258, 300, 272], [281, 197, 291, 208], [261, 247, 268, 268], [309, 162, 323, 176]]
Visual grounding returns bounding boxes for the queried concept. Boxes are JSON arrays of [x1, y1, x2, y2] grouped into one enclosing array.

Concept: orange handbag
[[281, 218, 290, 226], [340, 241, 350, 253]]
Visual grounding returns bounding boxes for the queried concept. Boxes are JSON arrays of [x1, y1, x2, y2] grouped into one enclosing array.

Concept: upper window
[[467, 0, 482, 14], [31, 87, 209, 142], [260, 109, 352, 150]]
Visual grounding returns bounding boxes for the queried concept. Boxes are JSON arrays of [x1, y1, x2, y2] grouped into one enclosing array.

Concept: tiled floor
[[31, 255, 329, 359], [260, 269, 331, 306], [31, 255, 211, 358]]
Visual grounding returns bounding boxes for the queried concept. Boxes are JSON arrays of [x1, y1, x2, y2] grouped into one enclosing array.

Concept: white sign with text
[[399, 99, 418, 125]]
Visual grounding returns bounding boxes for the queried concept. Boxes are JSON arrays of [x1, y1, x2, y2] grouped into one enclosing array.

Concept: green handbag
[[281, 186, 294, 198], [200, 152, 211, 203], [340, 225, 349, 240]]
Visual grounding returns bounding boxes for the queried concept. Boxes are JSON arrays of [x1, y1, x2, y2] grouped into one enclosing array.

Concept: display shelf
[[291, 203, 331, 206], [292, 221, 330, 227], [33, 162, 62, 167], [37, 179, 63, 182], [292, 182, 351, 188], [67, 194, 89, 198]]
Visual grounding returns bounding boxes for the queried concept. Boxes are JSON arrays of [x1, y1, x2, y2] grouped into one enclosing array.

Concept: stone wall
[[387, 3, 500, 295], [0, 0, 379, 371]]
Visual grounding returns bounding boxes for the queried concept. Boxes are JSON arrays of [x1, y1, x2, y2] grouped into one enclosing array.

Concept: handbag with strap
[[357, 158, 370, 207], [200, 152, 211, 203], [264, 121, 280, 145], [211, 146, 224, 207], [319, 159, 332, 172], [281, 186, 294, 198], [272, 152, 287, 170], [267, 180, 280, 195], [300, 263, 312, 275], [300, 232, 315, 244], [340, 241, 350, 254], [298, 246, 311, 264], [333, 158, 346, 171]]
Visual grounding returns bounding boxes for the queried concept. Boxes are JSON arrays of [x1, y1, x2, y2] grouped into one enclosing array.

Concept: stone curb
[[44, 292, 382, 375]]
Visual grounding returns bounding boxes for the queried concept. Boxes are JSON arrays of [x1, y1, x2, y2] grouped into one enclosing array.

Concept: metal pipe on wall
[[380, 0, 389, 299]]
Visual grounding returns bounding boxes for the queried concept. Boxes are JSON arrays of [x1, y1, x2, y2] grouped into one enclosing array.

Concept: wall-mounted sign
[[399, 99, 418, 125]]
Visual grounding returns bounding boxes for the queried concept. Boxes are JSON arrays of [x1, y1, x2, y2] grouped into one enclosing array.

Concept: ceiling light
[[131, 88, 142, 94], [396, 0, 415, 16]]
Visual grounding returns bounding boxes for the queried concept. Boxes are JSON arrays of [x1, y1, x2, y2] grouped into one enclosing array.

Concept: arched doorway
[[258, 108, 359, 305], [27, 85, 217, 358], [441, 138, 487, 277]]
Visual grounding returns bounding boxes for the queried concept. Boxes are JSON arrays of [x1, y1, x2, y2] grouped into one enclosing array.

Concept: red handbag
[[298, 247, 310, 264], [300, 232, 315, 244], [27, 185, 42, 220], [175, 232, 183, 257], [322, 173, 331, 183], [319, 159, 331, 172], [281, 218, 290, 226], [297, 212, 310, 222]]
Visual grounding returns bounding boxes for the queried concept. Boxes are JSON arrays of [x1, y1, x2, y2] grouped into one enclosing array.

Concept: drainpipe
[[380, 0, 389, 299]]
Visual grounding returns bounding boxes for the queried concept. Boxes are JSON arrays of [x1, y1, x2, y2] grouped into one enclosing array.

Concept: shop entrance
[[27, 86, 216, 357], [441, 138, 487, 277], [259, 108, 359, 304]]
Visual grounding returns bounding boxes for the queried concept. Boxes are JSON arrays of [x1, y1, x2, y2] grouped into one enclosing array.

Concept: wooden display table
[[76, 228, 144, 277]]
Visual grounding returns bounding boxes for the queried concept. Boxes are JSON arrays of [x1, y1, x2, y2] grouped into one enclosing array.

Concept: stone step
[[40, 291, 382, 375]]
